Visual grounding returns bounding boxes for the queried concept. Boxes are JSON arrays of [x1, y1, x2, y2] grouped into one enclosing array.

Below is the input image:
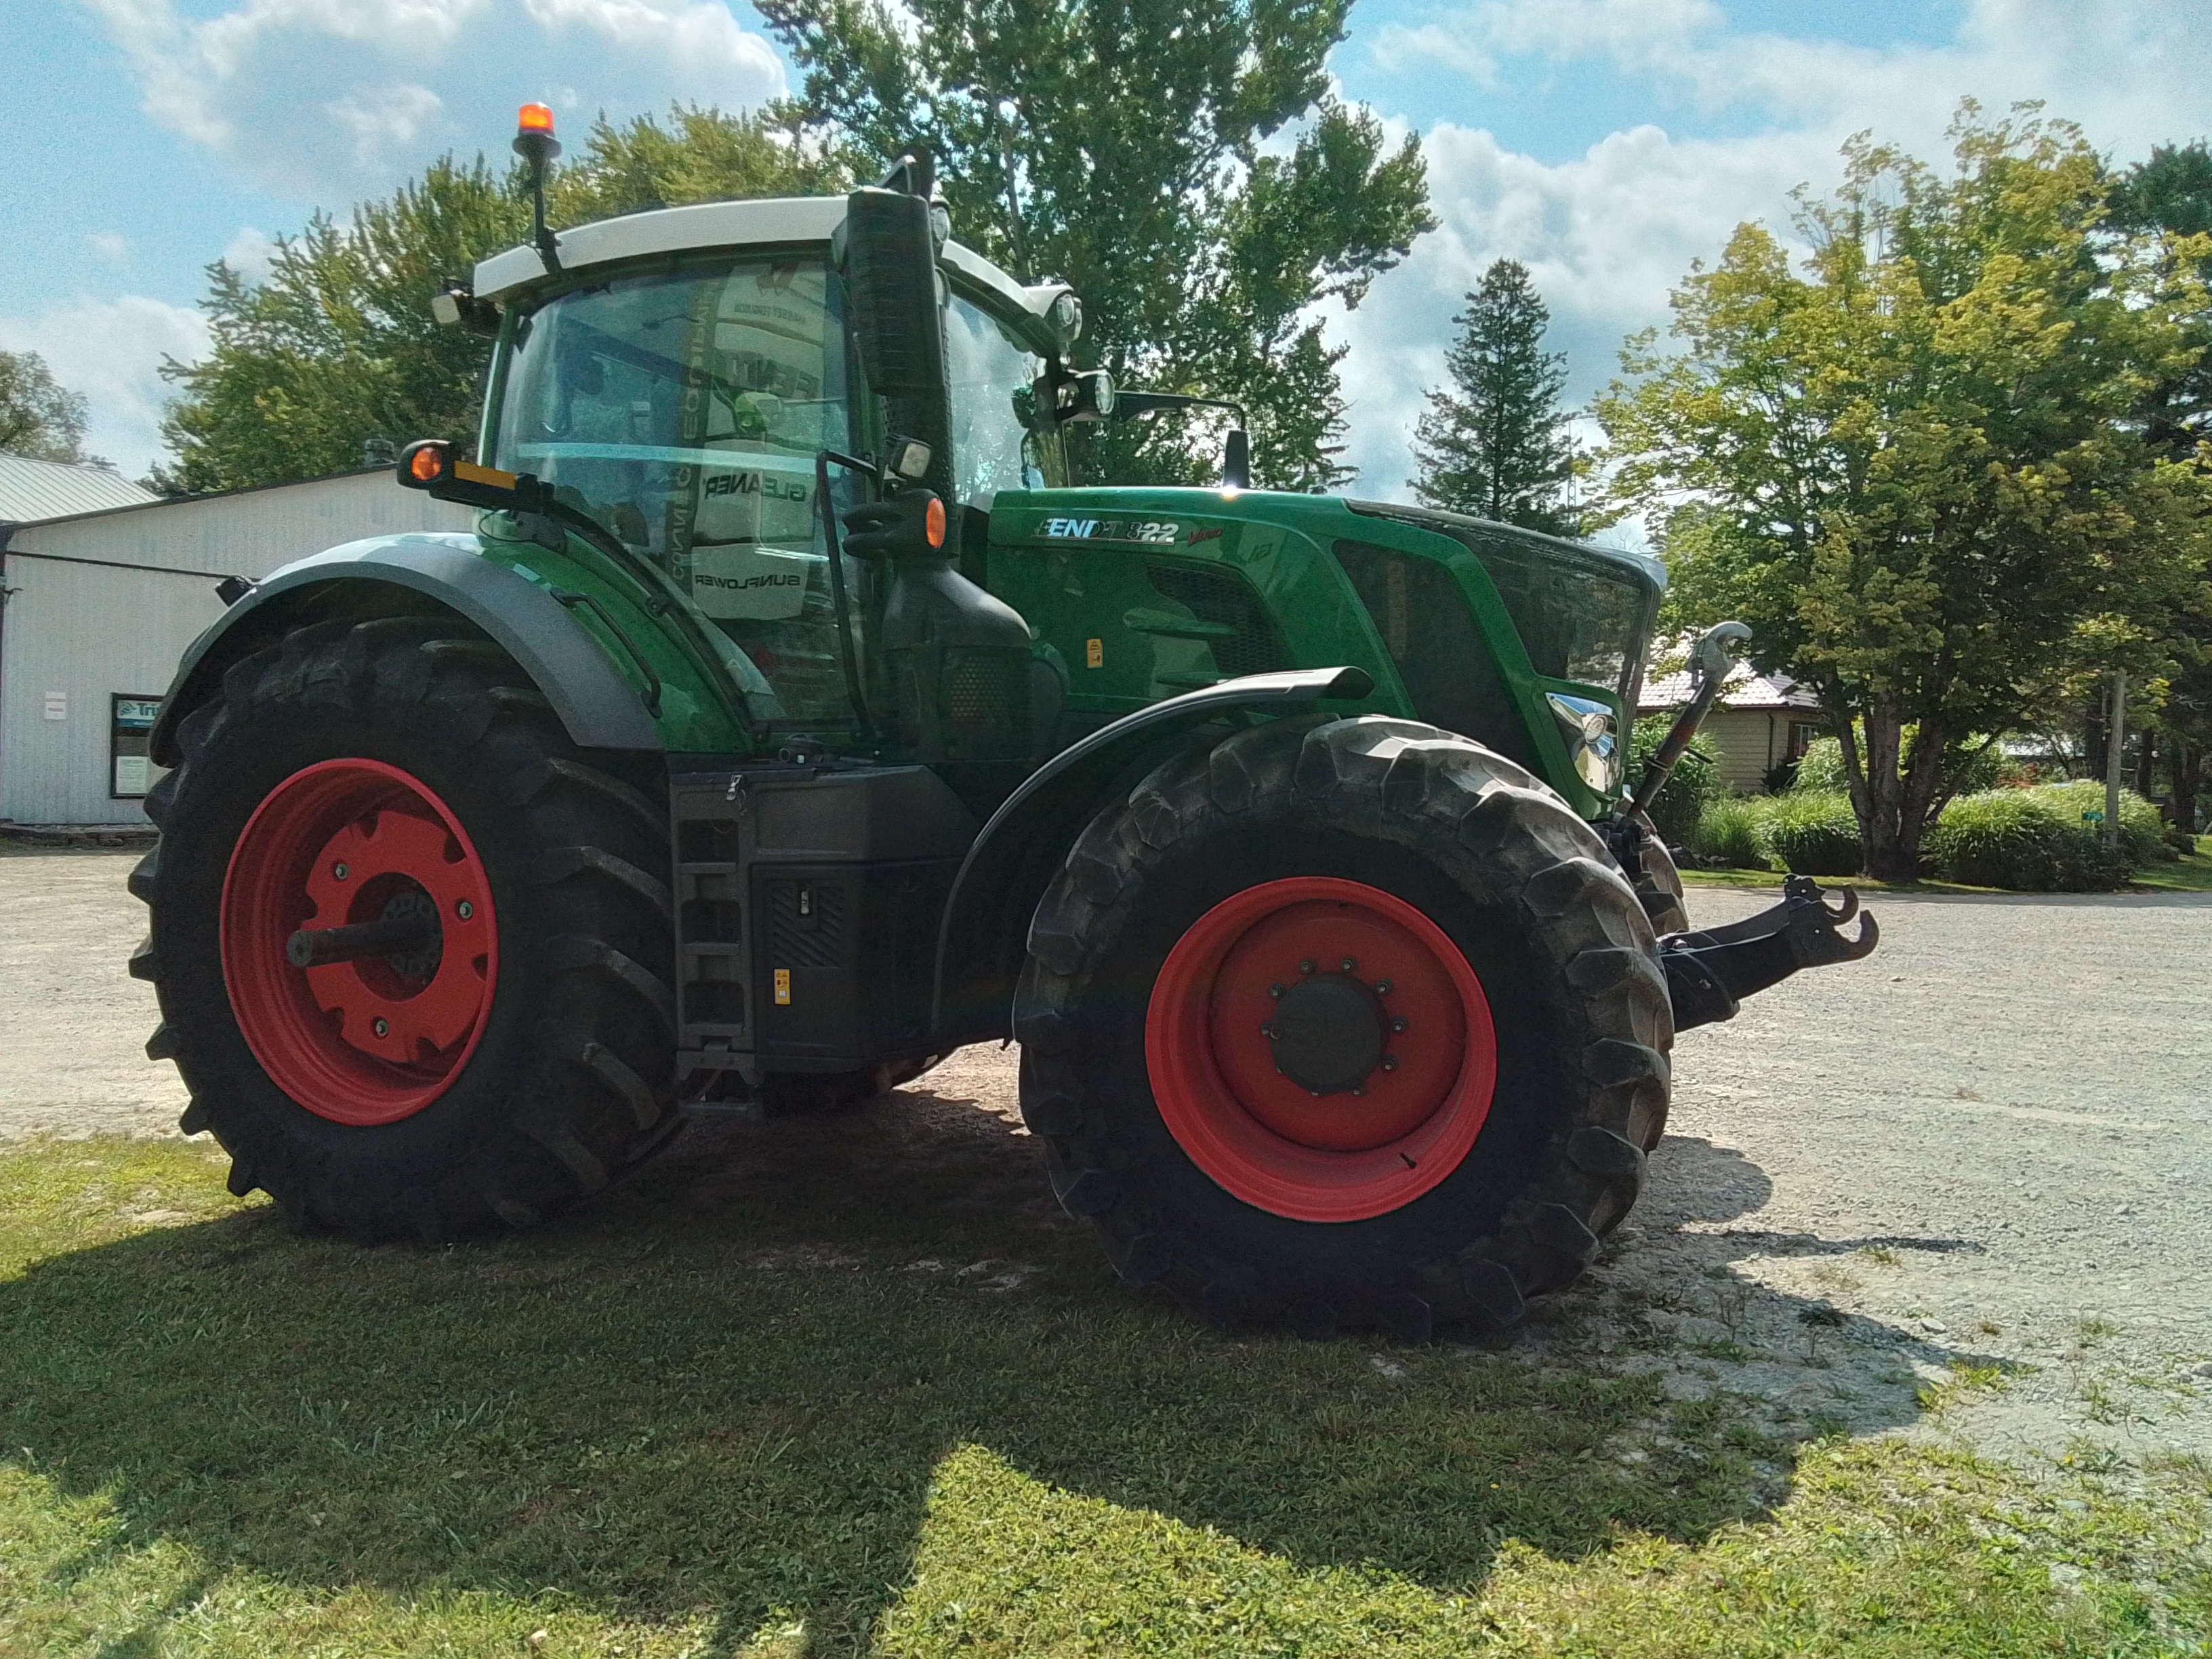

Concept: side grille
[[1145, 562, 1288, 680]]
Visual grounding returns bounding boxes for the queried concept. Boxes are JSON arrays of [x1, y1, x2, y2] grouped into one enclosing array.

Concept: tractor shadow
[[0, 1052, 1985, 1655]]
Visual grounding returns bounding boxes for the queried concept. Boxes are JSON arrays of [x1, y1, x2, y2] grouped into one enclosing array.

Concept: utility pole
[[2105, 669, 2126, 853]]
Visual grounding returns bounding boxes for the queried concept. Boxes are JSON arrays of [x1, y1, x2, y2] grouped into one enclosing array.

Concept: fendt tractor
[[129, 110, 1876, 1340]]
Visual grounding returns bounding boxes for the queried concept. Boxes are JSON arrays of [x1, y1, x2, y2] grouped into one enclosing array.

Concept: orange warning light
[[924, 495, 947, 548], [517, 102, 554, 134], [408, 445, 445, 483]]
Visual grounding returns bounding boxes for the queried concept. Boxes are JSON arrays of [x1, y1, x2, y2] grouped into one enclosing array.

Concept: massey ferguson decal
[[1040, 517, 1181, 544]]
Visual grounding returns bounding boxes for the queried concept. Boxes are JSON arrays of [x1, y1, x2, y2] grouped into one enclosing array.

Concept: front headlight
[[1546, 693, 1620, 796]]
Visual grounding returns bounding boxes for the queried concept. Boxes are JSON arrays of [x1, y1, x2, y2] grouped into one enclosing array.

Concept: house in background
[[1639, 657, 1826, 795]]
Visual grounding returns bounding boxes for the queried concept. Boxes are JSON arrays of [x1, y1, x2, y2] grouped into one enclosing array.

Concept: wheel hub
[[1264, 972, 1386, 1094], [222, 758, 499, 1125], [1146, 876, 1498, 1222]]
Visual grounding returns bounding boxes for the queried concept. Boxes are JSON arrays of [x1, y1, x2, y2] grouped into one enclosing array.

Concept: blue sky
[[3, 0, 2207, 490]]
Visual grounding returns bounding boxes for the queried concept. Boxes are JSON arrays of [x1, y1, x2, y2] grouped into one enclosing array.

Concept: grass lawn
[[1, 1124, 2206, 1657]]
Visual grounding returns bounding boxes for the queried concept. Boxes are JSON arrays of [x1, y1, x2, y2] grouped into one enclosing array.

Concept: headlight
[[1546, 693, 1620, 796]]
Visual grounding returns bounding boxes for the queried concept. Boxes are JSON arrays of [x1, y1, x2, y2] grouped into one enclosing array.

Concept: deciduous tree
[[158, 110, 841, 494], [1598, 106, 2212, 880], [0, 350, 92, 464], [757, 0, 1434, 491]]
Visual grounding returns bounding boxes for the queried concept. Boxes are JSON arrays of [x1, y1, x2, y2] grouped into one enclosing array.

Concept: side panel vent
[[766, 878, 846, 969], [1144, 562, 1289, 680]]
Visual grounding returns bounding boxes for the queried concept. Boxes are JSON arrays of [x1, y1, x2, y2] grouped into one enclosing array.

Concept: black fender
[[930, 665, 1374, 1040], [150, 533, 662, 766]]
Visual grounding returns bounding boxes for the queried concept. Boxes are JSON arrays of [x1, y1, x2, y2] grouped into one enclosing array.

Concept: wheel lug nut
[[1374, 979, 1393, 994], [1381, 1055, 1399, 1071], [371, 1018, 389, 1038], [332, 862, 349, 880], [1269, 983, 1286, 999], [1391, 1017, 1408, 1032], [1340, 957, 1357, 972], [1351, 1086, 1365, 1097], [1298, 960, 1315, 975], [456, 900, 473, 920], [1260, 1023, 1276, 1039]]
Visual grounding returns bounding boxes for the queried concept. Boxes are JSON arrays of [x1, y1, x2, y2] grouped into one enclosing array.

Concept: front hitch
[[1660, 874, 1878, 1031]]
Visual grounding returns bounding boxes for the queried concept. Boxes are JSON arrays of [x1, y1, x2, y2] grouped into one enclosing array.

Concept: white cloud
[[77, 0, 788, 200], [0, 297, 210, 480], [1334, 0, 2212, 499], [88, 232, 132, 264], [220, 226, 281, 286]]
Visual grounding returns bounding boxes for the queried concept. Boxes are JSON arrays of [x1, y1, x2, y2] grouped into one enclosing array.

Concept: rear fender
[[150, 533, 663, 764], [930, 665, 1374, 1041]]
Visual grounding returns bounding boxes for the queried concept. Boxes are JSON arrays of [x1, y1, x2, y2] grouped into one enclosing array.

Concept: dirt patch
[[5, 847, 2206, 1464]]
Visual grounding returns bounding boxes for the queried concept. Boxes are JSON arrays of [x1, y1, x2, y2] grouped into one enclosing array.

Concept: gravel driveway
[[5, 846, 2205, 1462]]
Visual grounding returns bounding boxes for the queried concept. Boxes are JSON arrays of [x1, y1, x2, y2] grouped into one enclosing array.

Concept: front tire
[[131, 617, 679, 1239], [1014, 716, 1673, 1339]]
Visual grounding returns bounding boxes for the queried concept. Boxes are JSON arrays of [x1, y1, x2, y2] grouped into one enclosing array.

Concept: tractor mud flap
[[1658, 874, 1877, 1031]]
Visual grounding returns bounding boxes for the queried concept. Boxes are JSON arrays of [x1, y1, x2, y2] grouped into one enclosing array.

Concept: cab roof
[[472, 196, 1071, 356]]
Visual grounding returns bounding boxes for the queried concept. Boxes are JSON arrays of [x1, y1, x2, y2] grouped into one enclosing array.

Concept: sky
[[2, 0, 2209, 495]]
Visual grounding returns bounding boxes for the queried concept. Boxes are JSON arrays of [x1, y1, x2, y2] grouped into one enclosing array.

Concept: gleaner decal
[[704, 470, 810, 502], [1040, 517, 1181, 544]]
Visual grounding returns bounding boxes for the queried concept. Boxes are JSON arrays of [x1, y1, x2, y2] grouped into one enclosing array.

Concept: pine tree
[[1410, 258, 1579, 533]]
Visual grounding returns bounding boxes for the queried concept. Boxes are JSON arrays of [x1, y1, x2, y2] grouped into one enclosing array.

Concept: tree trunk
[[2173, 738, 2203, 838], [1844, 705, 1949, 882], [2083, 697, 2108, 781], [2135, 727, 2157, 801]]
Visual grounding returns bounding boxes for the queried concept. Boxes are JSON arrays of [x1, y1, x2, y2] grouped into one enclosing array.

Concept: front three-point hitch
[[1659, 875, 1879, 1031]]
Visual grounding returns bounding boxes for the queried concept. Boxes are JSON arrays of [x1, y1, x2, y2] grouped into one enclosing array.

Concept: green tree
[[1597, 105, 2212, 880], [1410, 258, 1582, 533], [2109, 139, 2212, 832], [0, 350, 92, 463], [756, 0, 1434, 491], [157, 108, 842, 494]]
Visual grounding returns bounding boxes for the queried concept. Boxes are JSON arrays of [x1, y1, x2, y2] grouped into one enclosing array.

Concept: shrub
[[2026, 781, 2171, 864], [1694, 796, 1767, 867], [1927, 790, 2129, 890], [1757, 790, 1863, 876], [1628, 715, 1717, 848], [1791, 737, 1847, 794]]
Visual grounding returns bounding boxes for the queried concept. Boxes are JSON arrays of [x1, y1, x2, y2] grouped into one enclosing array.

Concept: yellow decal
[[773, 968, 792, 1005], [1085, 637, 1104, 669]]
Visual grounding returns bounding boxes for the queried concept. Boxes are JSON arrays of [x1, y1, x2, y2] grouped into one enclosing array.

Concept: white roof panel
[[0, 455, 157, 523]]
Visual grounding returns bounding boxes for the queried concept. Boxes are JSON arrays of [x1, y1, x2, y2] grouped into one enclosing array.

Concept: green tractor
[[131, 119, 1874, 1340]]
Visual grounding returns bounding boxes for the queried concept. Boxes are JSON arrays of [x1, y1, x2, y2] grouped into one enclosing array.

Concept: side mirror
[[1223, 427, 1250, 491], [430, 284, 501, 337], [841, 489, 948, 562], [843, 187, 947, 402]]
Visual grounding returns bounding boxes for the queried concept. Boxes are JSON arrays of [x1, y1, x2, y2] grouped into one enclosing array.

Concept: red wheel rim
[[1145, 876, 1496, 1222], [221, 759, 498, 1126]]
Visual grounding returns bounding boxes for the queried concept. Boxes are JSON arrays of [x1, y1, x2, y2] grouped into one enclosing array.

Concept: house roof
[[0, 455, 159, 523], [1639, 659, 1822, 713]]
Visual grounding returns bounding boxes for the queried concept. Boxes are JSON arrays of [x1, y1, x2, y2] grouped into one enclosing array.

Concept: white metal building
[[1, 470, 474, 826]]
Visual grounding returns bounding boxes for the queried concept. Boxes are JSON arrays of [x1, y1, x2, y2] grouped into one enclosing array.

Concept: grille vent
[[1145, 562, 1288, 679]]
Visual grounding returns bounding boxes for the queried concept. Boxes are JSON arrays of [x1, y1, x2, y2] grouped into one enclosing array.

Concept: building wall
[[1, 472, 474, 825], [1700, 708, 1825, 795]]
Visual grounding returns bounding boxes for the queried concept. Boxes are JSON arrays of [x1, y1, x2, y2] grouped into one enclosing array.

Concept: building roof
[[0, 455, 159, 523], [1639, 659, 1822, 713]]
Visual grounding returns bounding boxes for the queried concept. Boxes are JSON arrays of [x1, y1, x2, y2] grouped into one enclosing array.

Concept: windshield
[[945, 291, 1052, 496], [491, 257, 860, 724]]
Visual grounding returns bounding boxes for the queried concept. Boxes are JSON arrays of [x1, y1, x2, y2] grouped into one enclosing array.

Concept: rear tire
[[132, 617, 678, 1240], [1013, 716, 1673, 1338]]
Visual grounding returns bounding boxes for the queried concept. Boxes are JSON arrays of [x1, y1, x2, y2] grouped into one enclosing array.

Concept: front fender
[[930, 665, 1374, 1040], [150, 533, 663, 764]]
